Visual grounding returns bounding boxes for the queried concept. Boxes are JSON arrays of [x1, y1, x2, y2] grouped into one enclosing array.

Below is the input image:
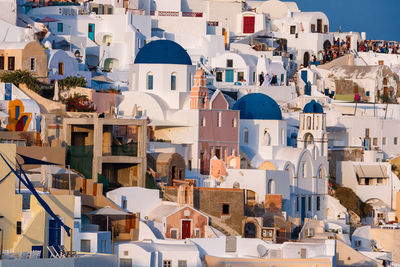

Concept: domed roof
[[233, 93, 282, 120], [134, 40, 192, 65], [303, 100, 324, 113]]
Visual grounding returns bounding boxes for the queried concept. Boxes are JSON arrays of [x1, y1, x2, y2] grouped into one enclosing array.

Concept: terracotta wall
[[165, 206, 208, 239]]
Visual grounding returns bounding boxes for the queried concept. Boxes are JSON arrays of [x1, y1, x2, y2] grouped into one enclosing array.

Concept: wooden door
[[182, 220, 191, 239], [243, 16, 255, 34]]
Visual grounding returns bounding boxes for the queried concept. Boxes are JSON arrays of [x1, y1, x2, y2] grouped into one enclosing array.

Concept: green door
[[225, 69, 234, 83], [88, 24, 95, 41]]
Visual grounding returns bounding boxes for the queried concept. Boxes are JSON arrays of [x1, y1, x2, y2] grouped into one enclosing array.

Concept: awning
[[92, 75, 114, 84], [354, 164, 388, 178], [87, 206, 129, 216]]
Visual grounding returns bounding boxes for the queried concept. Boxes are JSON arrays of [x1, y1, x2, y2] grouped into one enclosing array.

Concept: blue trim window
[[171, 72, 176, 90], [147, 72, 153, 90], [57, 23, 63, 33]]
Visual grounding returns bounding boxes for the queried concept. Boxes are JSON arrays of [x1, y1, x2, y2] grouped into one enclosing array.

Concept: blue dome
[[303, 100, 324, 113], [134, 40, 192, 65], [233, 93, 282, 120]]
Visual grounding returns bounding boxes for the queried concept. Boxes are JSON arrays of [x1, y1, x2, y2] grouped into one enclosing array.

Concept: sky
[[284, 0, 400, 42]]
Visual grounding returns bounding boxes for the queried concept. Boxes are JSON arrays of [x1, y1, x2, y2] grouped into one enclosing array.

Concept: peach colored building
[[148, 204, 209, 239]]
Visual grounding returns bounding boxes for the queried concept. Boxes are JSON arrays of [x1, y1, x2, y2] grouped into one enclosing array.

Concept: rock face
[[349, 210, 361, 226]]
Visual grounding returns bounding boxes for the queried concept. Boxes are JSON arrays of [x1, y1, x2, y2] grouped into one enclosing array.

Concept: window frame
[[0, 56, 4, 70], [147, 72, 153, 90], [58, 62, 64, 75], [8, 56, 15, 71], [57, 22, 63, 33], [222, 203, 230, 215], [30, 57, 36, 72], [171, 72, 177, 91], [163, 260, 172, 267], [226, 59, 233, 68]]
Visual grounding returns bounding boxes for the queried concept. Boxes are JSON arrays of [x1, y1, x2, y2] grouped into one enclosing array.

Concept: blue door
[[88, 24, 95, 41], [48, 219, 61, 257], [305, 82, 311, 96], [225, 70, 234, 83], [364, 138, 371, 151], [301, 197, 306, 223], [301, 70, 307, 83]]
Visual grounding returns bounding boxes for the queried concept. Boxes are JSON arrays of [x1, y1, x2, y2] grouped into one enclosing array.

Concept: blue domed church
[[228, 94, 329, 222]]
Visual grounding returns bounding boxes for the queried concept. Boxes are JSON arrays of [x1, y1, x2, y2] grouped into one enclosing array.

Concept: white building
[[28, 5, 151, 77], [336, 161, 400, 217], [107, 187, 162, 219], [228, 93, 329, 221], [47, 49, 92, 86], [115, 240, 203, 267]]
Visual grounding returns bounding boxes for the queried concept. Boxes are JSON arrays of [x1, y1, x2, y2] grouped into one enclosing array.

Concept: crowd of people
[[311, 37, 350, 65], [358, 40, 400, 54]]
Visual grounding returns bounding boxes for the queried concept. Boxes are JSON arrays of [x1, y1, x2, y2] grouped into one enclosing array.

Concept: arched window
[[318, 167, 324, 179], [232, 117, 237, 128], [301, 161, 307, 178], [304, 133, 314, 149], [307, 116, 312, 130], [147, 72, 153, 90], [243, 128, 249, 144], [171, 72, 176, 90], [268, 179, 275, 194]]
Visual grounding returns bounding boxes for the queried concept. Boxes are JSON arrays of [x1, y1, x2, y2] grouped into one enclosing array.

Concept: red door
[[182, 220, 191, 239], [243, 16, 255, 34]]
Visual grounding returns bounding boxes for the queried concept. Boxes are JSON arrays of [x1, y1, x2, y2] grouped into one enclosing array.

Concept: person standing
[[259, 72, 264, 86]]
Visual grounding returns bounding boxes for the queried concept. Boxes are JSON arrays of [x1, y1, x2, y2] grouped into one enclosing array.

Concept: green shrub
[[58, 76, 87, 90], [0, 70, 40, 92]]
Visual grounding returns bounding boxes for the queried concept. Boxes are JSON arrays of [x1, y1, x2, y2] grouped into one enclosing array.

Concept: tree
[[58, 76, 87, 90], [0, 70, 40, 92]]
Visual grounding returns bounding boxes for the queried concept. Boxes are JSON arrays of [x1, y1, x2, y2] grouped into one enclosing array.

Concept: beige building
[[0, 41, 48, 81], [63, 116, 147, 186], [0, 144, 76, 256]]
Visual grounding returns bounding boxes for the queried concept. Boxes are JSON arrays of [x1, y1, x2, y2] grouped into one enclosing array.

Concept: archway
[[303, 133, 314, 148], [267, 179, 275, 194], [103, 58, 119, 72], [303, 52, 310, 67], [323, 40, 331, 50], [244, 222, 257, 238]]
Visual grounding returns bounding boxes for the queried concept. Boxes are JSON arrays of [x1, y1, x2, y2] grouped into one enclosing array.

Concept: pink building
[[190, 70, 239, 174]]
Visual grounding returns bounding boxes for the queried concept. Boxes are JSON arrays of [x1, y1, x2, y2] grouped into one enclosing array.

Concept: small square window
[[394, 137, 398, 145], [163, 260, 172, 267], [290, 25, 296, 34], [170, 229, 178, 239], [195, 228, 201, 238], [311, 24, 316, 33], [226, 59, 233, 68], [222, 204, 230, 215], [382, 137, 386, 146], [216, 71, 222, 82], [178, 260, 187, 267]]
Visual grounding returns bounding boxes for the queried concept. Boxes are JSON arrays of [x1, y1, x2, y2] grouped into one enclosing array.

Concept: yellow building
[[0, 144, 76, 257], [0, 41, 48, 81]]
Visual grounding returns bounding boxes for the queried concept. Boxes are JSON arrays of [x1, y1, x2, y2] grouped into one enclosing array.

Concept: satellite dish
[[257, 244, 269, 258]]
